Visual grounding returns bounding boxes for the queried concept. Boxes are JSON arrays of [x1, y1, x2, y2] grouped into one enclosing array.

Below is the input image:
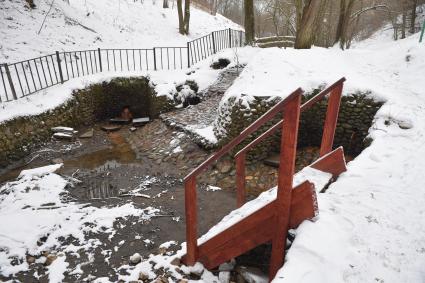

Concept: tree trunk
[[294, 0, 322, 49], [401, 11, 407, 39], [177, 0, 185, 34], [183, 0, 191, 34], [244, 0, 255, 45], [163, 0, 169, 8], [334, 0, 346, 45], [410, 0, 418, 34]]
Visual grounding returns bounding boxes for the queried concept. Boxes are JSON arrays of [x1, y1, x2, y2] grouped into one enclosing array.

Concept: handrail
[[184, 88, 303, 265], [235, 77, 346, 158], [184, 88, 303, 181]]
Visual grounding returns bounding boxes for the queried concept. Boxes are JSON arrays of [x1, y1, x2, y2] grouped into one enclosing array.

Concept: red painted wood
[[320, 83, 343, 156], [236, 153, 246, 207], [235, 78, 346, 159], [269, 92, 301, 280], [289, 181, 318, 229], [311, 146, 347, 177], [184, 176, 198, 265], [185, 88, 303, 181]]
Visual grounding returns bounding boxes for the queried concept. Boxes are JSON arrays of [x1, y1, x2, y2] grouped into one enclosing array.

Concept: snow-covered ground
[[0, 0, 240, 63], [211, 33, 425, 283]]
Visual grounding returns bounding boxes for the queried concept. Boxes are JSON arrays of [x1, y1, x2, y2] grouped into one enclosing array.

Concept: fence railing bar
[[119, 50, 123, 71], [33, 59, 43, 89], [126, 49, 129, 71], [13, 65, 24, 97], [49, 55, 59, 84], [74, 53, 80, 78], [44, 57, 53, 85], [0, 66, 8, 101], [63, 53, 70, 80], [21, 63, 31, 95], [27, 61, 37, 92]]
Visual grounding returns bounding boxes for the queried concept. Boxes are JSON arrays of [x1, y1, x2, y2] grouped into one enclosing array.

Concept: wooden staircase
[[182, 78, 347, 281]]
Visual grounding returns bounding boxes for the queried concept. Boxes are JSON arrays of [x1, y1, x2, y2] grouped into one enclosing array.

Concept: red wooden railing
[[183, 77, 346, 278], [235, 78, 345, 207]]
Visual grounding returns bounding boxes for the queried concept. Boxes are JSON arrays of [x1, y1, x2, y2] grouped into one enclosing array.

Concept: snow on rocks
[[0, 164, 160, 277]]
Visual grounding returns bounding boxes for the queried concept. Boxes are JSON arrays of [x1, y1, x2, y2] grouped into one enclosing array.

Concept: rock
[[51, 126, 76, 134], [178, 280, 188, 283], [217, 160, 232, 174], [79, 129, 94, 138], [219, 271, 231, 283], [51, 158, 64, 164], [170, 257, 181, 266], [219, 260, 236, 271], [53, 132, 74, 141], [139, 272, 149, 281], [129, 253, 142, 265], [44, 254, 57, 266], [26, 255, 36, 264], [110, 118, 131, 124], [129, 127, 137, 132], [236, 266, 268, 283], [398, 120, 413, 130], [154, 276, 169, 283]]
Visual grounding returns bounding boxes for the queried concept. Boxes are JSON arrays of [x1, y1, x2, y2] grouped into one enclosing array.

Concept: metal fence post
[[55, 51, 64, 84], [97, 48, 103, 72], [239, 30, 243, 47], [187, 42, 191, 68], [4, 64, 17, 100], [211, 32, 216, 53], [153, 48, 157, 71], [228, 28, 232, 48]]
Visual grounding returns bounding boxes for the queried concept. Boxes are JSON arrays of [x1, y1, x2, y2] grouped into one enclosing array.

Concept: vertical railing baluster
[[63, 53, 69, 80], [49, 56, 59, 84], [5, 64, 17, 100], [20, 63, 30, 95], [98, 48, 102, 72], [236, 153, 246, 207], [212, 32, 216, 53], [153, 48, 157, 71], [27, 61, 36, 92], [185, 176, 198, 265], [319, 82, 344, 156], [55, 51, 64, 84], [33, 59, 43, 89]]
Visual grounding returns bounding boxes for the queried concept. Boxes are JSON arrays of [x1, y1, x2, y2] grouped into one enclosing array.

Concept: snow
[[192, 125, 218, 144], [47, 255, 69, 283], [198, 167, 332, 245], [0, 0, 241, 63], [0, 164, 160, 276]]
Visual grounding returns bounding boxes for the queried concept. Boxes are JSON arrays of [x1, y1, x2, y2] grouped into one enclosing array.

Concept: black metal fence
[[0, 28, 244, 103]]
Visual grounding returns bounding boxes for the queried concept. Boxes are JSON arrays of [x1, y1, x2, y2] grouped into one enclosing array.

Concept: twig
[[37, 0, 56, 35]]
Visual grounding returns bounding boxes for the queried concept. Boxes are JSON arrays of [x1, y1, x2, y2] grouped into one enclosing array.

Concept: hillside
[[0, 0, 240, 62]]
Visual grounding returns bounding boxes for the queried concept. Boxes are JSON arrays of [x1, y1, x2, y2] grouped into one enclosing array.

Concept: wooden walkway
[[182, 78, 347, 281]]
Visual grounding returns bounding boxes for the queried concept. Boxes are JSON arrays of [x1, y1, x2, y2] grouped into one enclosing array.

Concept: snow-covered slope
[[210, 29, 425, 283], [0, 0, 240, 62]]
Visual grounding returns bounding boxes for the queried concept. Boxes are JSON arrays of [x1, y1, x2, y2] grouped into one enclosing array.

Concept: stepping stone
[[53, 132, 74, 141], [264, 153, 280, 168], [79, 129, 94, 138], [133, 117, 150, 127], [109, 118, 131, 124], [129, 127, 137, 132], [51, 126, 77, 135], [101, 125, 121, 132]]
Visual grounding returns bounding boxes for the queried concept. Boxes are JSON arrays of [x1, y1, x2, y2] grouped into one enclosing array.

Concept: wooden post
[[185, 176, 198, 265], [4, 64, 17, 100], [236, 153, 246, 208], [319, 82, 343, 157], [153, 48, 157, 71], [269, 92, 301, 280], [55, 51, 64, 84], [228, 28, 232, 48], [97, 48, 103, 72], [211, 32, 216, 54]]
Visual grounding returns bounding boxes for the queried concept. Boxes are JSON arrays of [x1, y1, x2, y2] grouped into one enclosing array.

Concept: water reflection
[[86, 178, 119, 200]]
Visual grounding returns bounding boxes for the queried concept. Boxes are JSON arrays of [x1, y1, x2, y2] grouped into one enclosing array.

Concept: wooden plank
[[184, 176, 198, 265], [269, 92, 301, 280], [198, 202, 275, 256], [289, 181, 317, 229], [320, 82, 343, 156], [311, 146, 347, 177]]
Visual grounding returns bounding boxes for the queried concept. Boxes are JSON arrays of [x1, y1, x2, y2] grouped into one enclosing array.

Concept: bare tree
[[177, 0, 191, 34], [163, 0, 169, 8], [294, 0, 323, 49], [244, 0, 255, 44]]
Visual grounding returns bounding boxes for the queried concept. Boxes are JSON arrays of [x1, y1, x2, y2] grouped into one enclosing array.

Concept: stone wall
[[214, 90, 383, 159], [0, 77, 173, 168]]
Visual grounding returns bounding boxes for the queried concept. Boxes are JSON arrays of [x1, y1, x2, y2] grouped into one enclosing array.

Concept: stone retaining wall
[[0, 77, 173, 168], [214, 89, 384, 159]]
